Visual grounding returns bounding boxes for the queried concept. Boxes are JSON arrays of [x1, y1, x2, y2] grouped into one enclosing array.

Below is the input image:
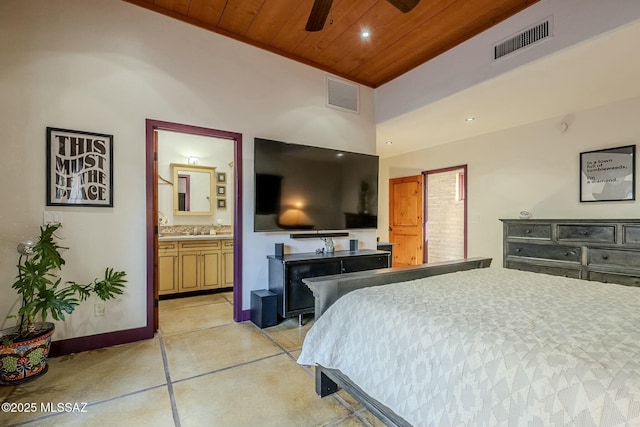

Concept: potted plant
[[0, 223, 126, 385]]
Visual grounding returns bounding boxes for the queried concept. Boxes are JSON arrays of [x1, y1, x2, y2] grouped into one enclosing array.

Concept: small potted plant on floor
[[0, 223, 127, 385]]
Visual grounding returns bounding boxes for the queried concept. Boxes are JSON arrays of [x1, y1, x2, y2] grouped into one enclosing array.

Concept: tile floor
[[1, 292, 385, 427]]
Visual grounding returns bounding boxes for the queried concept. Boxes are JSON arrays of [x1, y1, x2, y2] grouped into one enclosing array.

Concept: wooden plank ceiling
[[124, 0, 539, 88]]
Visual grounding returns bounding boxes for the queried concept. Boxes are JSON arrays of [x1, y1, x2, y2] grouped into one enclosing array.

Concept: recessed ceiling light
[[385, 140, 393, 145], [337, 152, 345, 157], [465, 116, 476, 122], [361, 31, 370, 38]]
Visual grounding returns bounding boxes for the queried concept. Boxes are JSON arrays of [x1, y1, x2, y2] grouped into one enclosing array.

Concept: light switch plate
[[43, 211, 62, 225]]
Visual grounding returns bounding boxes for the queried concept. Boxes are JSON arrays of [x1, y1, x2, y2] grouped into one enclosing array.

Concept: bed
[[297, 219, 640, 426]]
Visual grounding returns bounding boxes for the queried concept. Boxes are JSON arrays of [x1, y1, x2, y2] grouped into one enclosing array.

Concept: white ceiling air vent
[[326, 76, 359, 113], [493, 18, 552, 61]]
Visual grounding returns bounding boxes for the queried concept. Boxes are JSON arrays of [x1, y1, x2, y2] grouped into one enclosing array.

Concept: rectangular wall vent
[[493, 18, 552, 60], [326, 76, 359, 113]]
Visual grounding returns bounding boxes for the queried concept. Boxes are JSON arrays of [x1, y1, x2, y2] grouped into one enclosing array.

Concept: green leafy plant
[[8, 223, 126, 342]]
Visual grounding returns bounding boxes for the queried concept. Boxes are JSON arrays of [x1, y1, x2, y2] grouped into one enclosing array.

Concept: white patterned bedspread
[[297, 268, 640, 427]]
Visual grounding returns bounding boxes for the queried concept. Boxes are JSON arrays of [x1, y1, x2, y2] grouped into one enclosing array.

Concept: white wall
[[376, 0, 640, 123], [379, 97, 640, 266], [157, 131, 234, 227], [0, 0, 376, 340]]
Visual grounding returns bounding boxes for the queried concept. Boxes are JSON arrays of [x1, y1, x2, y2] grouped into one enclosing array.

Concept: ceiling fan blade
[[305, 0, 333, 32], [387, 0, 420, 13]]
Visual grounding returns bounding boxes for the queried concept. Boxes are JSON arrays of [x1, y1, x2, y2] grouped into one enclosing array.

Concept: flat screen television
[[254, 138, 379, 232]]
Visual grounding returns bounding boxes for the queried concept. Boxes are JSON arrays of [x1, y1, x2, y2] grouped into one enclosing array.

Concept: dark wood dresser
[[501, 219, 640, 287]]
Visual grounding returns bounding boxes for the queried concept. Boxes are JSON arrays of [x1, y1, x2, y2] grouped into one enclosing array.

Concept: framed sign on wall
[[46, 127, 114, 207], [580, 144, 635, 202]]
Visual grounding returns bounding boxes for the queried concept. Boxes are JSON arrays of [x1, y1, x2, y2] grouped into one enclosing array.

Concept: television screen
[[254, 138, 379, 232]]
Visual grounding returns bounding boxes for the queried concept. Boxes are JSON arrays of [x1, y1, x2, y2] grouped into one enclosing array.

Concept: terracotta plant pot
[[0, 322, 55, 385]]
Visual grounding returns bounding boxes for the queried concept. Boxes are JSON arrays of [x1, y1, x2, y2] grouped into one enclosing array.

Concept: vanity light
[[465, 116, 475, 122], [187, 156, 199, 165]]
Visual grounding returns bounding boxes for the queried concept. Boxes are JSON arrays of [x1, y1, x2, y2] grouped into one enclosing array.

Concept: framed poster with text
[[580, 144, 635, 202], [46, 127, 114, 207]]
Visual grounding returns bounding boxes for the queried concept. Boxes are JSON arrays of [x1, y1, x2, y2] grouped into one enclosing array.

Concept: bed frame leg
[[316, 367, 339, 397]]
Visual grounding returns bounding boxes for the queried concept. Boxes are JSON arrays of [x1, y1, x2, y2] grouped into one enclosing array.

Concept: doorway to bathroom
[[423, 165, 467, 263], [145, 119, 243, 331]]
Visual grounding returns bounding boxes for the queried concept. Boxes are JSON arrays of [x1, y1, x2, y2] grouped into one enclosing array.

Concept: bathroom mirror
[[171, 163, 215, 215]]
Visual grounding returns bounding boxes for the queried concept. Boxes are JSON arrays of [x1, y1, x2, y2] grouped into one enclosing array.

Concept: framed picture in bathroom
[[217, 172, 226, 183], [46, 127, 114, 207], [217, 185, 226, 196], [217, 199, 226, 209]]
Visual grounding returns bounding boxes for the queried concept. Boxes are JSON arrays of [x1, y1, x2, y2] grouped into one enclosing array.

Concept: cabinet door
[[201, 250, 221, 289], [158, 254, 179, 295], [179, 251, 200, 292], [222, 251, 234, 287], [286, 261, 341, 314], [342, 255, 390, 273]]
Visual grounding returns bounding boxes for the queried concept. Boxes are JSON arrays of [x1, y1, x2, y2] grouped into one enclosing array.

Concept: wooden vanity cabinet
[[158, 240, 179, 295], [159, 238, 234, 295], [179, 240, 222, 292]]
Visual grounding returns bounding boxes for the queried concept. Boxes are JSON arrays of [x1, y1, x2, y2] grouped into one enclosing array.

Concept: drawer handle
[[602, 254, 609, 260], [564, 252, 570, 256], [515, 248, 522, 253], [582, 231, 589, 236], [525, 229, 531, 234]]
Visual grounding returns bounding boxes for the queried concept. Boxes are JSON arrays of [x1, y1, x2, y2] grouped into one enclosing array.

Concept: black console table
[[268, 249, 391, 324]]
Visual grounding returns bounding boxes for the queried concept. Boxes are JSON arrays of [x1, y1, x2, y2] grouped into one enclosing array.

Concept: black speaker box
[[275, 243, 284, 257], [349, 239, 358, 251], [250, 290, 277, 328]]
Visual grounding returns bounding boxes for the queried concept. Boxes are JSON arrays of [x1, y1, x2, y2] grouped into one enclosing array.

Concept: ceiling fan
[[305, 0, 421, 32]]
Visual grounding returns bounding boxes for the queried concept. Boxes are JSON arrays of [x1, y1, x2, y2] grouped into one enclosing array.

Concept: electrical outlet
[[94, 302, 105, 316]]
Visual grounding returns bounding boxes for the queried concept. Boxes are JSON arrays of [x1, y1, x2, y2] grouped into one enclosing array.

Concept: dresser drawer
[[342, 255, 389, 273], [505, 223, 551, 240], [159, 240, 178, 254], [505, 261, 581, 279], [624, 225, 640, 245], [588, 248, 640, 269], [506, 242, 581, 263], [558, 224, 615, 243], [588, 271, 640, 287], [179, 240, 221, 251]]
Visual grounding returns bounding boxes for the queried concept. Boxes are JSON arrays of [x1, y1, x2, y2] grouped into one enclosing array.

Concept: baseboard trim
[[49, 326, 154, 357], [239, 309, 251, 322]]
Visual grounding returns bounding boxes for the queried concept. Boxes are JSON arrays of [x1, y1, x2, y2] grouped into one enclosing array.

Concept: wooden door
[[179, 251, 200, 292], [389, 175, 424, 266], [222, 240, 234, 287], [158, 241, 179, 295], [201, 250, 222, 289], [158, 254, 178, 294]]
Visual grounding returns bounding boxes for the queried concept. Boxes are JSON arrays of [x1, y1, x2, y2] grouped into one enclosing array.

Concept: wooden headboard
[[501, 219, 640, 287], [303, 257, 492, 319]]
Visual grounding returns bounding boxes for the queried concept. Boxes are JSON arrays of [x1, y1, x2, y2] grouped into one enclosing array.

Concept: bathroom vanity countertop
[[158, 234, 233, 241]]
